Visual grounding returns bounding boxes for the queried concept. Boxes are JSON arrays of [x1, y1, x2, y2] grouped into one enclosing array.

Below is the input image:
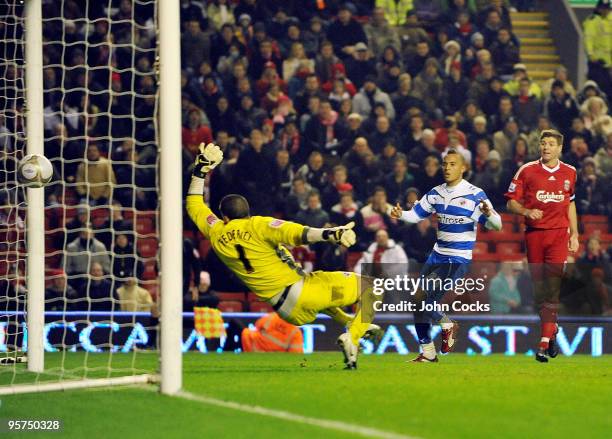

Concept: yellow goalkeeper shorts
[[278, 271, 359, 326]]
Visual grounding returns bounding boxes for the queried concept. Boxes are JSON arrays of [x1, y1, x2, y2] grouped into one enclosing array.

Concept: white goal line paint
[[175, 390, 418, 439]]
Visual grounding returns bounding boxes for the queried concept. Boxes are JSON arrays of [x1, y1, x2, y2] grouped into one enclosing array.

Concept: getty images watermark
[[359, 263, 491, 313]]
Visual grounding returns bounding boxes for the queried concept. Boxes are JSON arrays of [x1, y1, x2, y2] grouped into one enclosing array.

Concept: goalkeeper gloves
[[192, 143, 223, 178], [322, 222, 356, 247]]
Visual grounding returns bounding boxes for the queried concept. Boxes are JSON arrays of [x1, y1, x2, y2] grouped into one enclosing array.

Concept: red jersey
[[504, 159, 576, 230]]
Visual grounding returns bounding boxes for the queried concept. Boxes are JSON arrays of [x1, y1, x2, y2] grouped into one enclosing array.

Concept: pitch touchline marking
[[175, 390, 419, 439]]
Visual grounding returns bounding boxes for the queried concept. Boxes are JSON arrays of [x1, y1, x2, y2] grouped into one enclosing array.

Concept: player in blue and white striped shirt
[[391, 150, 502, 362]]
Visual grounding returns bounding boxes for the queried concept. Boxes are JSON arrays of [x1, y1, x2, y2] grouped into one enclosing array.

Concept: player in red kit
[[505, 129, 579, 362]]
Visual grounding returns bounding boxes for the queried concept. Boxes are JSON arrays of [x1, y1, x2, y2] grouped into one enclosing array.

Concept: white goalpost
[[0, 0, 182, 395]]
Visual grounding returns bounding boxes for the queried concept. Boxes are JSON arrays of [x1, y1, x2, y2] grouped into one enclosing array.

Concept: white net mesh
[[0, 0, 28, 371], [1, 0, 161, 388]]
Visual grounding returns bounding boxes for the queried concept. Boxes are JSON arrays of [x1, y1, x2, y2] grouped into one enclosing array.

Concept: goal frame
[[2, 0, 183, 396]]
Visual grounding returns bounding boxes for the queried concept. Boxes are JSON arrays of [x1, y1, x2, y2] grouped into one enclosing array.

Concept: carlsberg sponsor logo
[[536, 190, 564, 203]]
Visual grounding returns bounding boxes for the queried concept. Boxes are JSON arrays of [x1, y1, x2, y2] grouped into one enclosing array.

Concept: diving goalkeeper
[[186, 143, 381, 369]]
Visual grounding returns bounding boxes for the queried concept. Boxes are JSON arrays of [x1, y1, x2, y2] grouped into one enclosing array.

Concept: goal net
[[0, 0, 182, 394]]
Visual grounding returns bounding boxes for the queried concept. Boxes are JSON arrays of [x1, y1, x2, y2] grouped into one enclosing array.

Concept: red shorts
[[525, 228, 569, 264]]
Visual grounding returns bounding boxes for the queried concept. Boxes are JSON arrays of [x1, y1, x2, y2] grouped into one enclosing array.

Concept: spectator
[[327, 4, 367, 60], [416, 154, 444, 194], [355, 229, 409, 283], [181, 19, 211, 72], [352, 75, 396, 121], [63, 225, 111, 287], [493, 116, 520, 162], [360, 186, 395, 239], [345, 43, 378, 90], [489, 28, 520, 76], [112, 233, 143, 282], [285, 176, 312, 218], [368, 116, 398, 154], [490, 94, 515, 132], [512, 77, 543, 132], [472, 149, 508, 208], [404, 39, 433, 77], [478, 75, 504, 118], [594, 132, 612, 178], [294, 190, 330, 227], [365, 7, 401, 57], [566, 117, 595, 153], [65, 206, 89, 244], [579, 236, 612, 283], [235, 129, 277, 215], [575, 157, 607, 214], [315, 41, 341, 85], [86, 262, 117, 311], [397, 10, 429, 60], [330, 191, 362, 225], [489, 262, 522, 314], [441, 64, 470, 115], [295, 151, 329, 191], [182, 108, 213, 159], [45, 269, 78, 311], [207, 0, 236, 31], [282, 42, 315, 82], [75, 143, 117, 206], [117, 277, 153, 312], [541, 66, 577, 99], [564, 135, 592, 169], [546, 80, 579, 137], [303, 99, 347, 156], [183, 271, 220, 310], [303, 16, 326, 57], [583, 0, 612, 98], [97, 201, 133, 248], [411, 57, 443, 119], [576, 79, 609, 106], [401, 211, 436, 264], [407, 128, 440, 172], [209, 96, 237, 136], [392, 74, 425, 119], [434, 116, 467, 151], [273, 149, 294, 203], [480, 7, 503, 45], [503, 63, 542, 99], [383, 157, 415, 204], [321, 165, 352, 210], [580, 96, 609, 134]]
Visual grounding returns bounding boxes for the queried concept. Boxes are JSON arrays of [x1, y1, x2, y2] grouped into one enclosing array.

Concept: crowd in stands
[[1, 0, 611, 316]]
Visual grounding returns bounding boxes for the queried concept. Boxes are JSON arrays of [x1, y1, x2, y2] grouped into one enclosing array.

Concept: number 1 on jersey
[[235, 244, 254, 273]]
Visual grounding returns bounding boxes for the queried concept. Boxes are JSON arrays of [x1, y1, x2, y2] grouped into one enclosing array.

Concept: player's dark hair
[[540, 129, 564, 146], [219, 194, 250, 220]]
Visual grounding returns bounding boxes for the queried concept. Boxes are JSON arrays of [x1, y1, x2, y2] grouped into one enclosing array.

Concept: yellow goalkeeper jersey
[[186, 195, 305, 299]]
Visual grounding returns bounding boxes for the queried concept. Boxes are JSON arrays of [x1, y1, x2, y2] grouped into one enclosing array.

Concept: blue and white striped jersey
[[401, 179, 500, 262]]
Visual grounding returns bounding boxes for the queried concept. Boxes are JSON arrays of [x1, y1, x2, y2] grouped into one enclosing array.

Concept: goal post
[[0, 0, 183, 395], [158, 0, 183, 396], [24, 0, 45, 375]]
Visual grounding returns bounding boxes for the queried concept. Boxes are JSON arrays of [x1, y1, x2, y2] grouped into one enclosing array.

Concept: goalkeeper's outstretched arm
[[185, 143, 224, 239]]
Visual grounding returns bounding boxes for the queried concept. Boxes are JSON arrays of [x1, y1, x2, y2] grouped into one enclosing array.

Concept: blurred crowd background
[[0, 0, 611, 316]]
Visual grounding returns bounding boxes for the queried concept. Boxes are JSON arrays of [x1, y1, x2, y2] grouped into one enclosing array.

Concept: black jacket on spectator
[[303, 115, 348, 155], [344, 58, 377, 90], [80, 278, 117, 311], [112, 241, 144, 281], [235, 146, 277, 216], [399, 223, 437, 263], [327, 19, 367, 59], [547, 94, 579, 137]]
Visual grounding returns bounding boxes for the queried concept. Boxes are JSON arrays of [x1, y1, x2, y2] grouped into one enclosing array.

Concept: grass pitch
[[1, 353, 611, 438]]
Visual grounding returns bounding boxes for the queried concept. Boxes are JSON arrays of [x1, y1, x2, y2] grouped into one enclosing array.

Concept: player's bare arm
[[506, 199, 544, 220], [568, 201, 579, 252], [478, 199, 503, 231]]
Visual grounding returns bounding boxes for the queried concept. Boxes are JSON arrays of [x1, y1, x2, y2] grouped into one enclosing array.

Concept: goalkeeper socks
[[421, 342, 436, 360]]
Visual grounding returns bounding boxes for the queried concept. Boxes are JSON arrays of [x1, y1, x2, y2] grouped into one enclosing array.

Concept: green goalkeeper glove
[[323, 222, 356, 247], [193, 143, 223, 178]]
